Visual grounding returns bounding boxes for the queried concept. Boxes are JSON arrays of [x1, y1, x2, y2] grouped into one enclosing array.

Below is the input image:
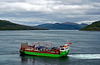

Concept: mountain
[[35, 22, 88, 30], [0, 20, 46, 30], [80, 21, 100, 31]]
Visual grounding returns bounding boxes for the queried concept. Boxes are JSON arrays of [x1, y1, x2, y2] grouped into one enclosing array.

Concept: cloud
[[0, 0, 94, 14], [0, 0, 60, 13], [0, 0, 25, 2], [0, 0, 100, 25], [77, 20, 97, 24], [90, 0, 100, 2]]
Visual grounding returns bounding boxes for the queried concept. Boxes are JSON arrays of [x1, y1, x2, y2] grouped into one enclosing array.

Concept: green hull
[[20, 50, 69, 57]]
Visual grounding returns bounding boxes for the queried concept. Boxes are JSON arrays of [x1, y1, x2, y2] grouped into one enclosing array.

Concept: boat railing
[[32, 42, 57, 48], [20, 42, 60, 54]]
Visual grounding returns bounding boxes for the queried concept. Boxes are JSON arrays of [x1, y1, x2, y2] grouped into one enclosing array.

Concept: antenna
[[66, 40, 69, 44]]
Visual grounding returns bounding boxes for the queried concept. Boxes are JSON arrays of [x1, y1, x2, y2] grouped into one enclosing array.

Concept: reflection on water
[[21, 55, 36, 65], [20, 55, 69, 65]]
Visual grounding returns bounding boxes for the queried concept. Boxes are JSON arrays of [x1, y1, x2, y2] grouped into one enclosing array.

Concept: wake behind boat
[[19, 42, 72, 57]]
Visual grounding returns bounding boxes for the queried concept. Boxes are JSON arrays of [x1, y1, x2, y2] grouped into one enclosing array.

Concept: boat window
[[66, 48, 68, 49], [61, 48, 64, 50]]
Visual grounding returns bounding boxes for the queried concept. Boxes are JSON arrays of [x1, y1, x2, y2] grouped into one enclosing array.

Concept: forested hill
[[80, 21, 100, 31], [0, 20, 45, 30]]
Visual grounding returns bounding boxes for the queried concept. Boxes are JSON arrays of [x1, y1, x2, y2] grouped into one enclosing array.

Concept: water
[[0, 30, 100, 65]]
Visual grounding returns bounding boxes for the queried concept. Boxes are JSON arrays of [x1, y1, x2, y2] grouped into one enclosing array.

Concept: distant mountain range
[[35, 22, 88, 30], [0, 20, 46, 30], [80, 21, 100, 31]]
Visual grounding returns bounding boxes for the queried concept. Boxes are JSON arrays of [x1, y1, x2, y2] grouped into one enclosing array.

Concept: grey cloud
[[0, 0, 25, 2], [0, 0, 100, 25], [90, 0, 100, 2]]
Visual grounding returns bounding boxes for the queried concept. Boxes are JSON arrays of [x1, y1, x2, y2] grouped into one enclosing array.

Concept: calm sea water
[[0, 30, 100, 65]]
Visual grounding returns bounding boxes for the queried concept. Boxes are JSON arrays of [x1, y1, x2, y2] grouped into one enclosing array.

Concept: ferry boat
[[19, 42, 72, 57]]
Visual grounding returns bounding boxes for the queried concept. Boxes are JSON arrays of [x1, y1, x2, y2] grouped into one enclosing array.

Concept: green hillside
[[0, 20, 45, 30], [80, 21, 100, 31]]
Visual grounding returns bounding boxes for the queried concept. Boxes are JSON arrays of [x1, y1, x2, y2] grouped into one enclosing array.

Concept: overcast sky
[[0, 0, 100, 26]]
